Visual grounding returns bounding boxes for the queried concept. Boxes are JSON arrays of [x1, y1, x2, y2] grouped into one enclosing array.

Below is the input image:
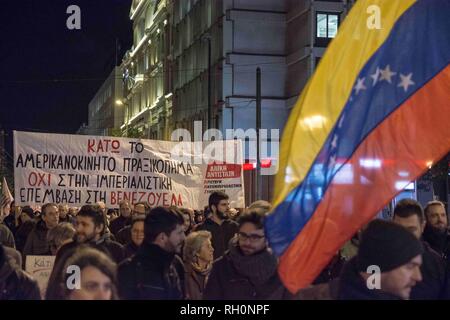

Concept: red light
[[243, 159, 272, 170], [261, 159, 272, 168], [243, 163, 255, 171]]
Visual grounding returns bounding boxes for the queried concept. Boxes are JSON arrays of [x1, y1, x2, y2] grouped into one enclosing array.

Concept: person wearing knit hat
[[338, 219, 423, 300]]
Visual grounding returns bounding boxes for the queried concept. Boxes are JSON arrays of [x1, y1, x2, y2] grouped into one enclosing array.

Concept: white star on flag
[[328, 155, 337, 169], [338, 114, 345, 128], [354, 77, 367, 95], [398, 73, 415, 92], [379, 65, 397, 84], [370, 67, 381, 86], [331, 134, 338, 149]]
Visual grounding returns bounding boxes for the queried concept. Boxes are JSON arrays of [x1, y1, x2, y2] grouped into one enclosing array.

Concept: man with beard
[[422, 201, 450, 263], [195, 192, 238, 260], [392, 199, 449, 299], [118, 206, 186, 299], [45, 205, 125, 300], [338, 219, 423, 300], [203, 209, 291, 299], [54, 205, 124, 265]]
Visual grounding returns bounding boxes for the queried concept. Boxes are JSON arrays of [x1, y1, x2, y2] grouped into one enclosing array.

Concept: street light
[[116, 99, 129, 137]]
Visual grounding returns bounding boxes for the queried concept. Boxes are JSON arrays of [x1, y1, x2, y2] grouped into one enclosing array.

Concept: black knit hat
[[356, 219, 423, 273]]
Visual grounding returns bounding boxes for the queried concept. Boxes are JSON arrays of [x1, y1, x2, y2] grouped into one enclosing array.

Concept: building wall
[[118, 0, 354, 204], [87, 67, 123, 136], [121, 0, 172, 139]]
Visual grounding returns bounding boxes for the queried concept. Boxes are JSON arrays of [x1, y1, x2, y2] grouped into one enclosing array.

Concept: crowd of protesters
[[0, 191, 449, 300]]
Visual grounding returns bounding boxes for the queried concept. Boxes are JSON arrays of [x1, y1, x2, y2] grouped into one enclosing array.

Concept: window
[[316, 13, 339, 39]]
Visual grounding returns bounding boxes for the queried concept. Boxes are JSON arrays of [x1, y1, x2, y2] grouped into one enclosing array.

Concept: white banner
[[25, 255, 55, 299], [14, 131, 245, 209]]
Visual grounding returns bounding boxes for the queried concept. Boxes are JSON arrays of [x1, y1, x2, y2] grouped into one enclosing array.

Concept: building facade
[[119, 0, 355, 203], [120, 0, 172, 139], [85, 67, 124, 136]]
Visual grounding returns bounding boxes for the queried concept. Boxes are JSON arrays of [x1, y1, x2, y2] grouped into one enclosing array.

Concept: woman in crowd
[[60, 246, 119, 300], [123, 215, 145, 259], [183, 230, 214, 300], [47, 223, 76, 255]]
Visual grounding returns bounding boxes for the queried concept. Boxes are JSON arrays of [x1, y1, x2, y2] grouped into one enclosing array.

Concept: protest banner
[[14, 131, 245, 208], [25, 255, 56, 299]]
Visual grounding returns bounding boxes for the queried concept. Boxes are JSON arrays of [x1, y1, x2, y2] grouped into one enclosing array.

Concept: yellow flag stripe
[[273, 0, 417, 207]]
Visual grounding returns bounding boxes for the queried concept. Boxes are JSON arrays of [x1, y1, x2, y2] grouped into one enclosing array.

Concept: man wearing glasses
[[203, 209, 291, 300]]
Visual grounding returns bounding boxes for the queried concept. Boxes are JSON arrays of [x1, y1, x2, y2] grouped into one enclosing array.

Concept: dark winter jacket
[[410, 241, 449, 299], [0, 245, 41, 300], [110, 215, 131, 237], [295, 278, 340, 300], [313, 253, 346, 285], [22, 219, 51, 257], [338, 257, 402, 300], [118, 243, 183, 300], [195, 218, 238, 260], [423, 224, 450, 264], [2, 213, 17, 234], [0, 223, 16, 249], [203, 239, 291, 300], [124, 241, 140, 259], [55, 233, 125, 266], [116, 225, 132, 245], [15, 220, 36, 253]]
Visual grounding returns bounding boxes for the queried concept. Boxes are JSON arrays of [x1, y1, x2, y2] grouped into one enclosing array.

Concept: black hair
[[144, 206, 184, 243], [237, 209, 265, 229], [63, 246, 118, 300], [208, 191, 229, 212], [77, 205, 105, 231], [393, 199, 424, 224]]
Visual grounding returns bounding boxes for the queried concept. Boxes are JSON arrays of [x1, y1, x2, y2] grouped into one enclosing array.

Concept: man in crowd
[[392, 199, 449, 299], [338, 219, 423, 300], [422, 200, 450, 263], [2, 201, 18, 234], [0, 245, 41, 300], [204, 209, 291, 299], [58, 204, 75, 225], [118, 206, 185, 299], [0, 223, 16, 249], [55, 205, 124, 264], [195, 192, 238, 260], [109, 200, 132, 237], [115, 202, 148, 245], [23, 203, 59, 256]]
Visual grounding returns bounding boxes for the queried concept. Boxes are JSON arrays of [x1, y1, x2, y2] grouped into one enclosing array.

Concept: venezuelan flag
[[265, 0, 450, 293]]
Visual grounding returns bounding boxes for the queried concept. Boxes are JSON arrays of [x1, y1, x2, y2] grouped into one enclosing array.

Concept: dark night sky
[[0, 0, 133, 156]]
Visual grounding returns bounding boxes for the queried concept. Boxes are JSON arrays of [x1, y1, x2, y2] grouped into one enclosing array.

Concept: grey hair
[[47, 222, 76, 248], [183, 231, 212, 263]]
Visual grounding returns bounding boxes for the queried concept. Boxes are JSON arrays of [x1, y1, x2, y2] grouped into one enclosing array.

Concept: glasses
[[238, 232, 265, 242]]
